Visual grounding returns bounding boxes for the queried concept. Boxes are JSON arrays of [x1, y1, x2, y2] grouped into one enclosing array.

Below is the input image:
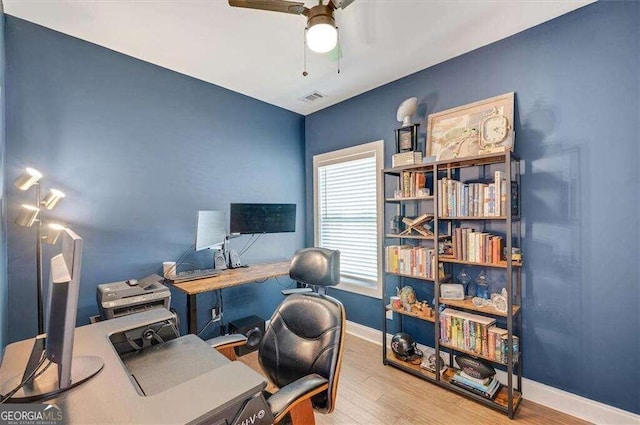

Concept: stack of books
[[450, 370, 501, 399], [392, 151, 422, 168]]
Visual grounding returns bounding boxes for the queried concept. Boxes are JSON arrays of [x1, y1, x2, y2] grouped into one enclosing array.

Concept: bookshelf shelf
[[439, 216, 507, 220], [439, 297, 520, 317], [385, 196, 434, 202], [382, 149, 522, 418], [384, 354, 522, 411], [438, 341, 520, 366], [385, 271, 436, 282], [385, 233, 449, 240], [439, 257, 522, 268], [386, 304, 435, 323]]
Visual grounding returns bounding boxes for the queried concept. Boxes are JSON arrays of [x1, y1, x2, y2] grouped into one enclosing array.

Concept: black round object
[[246, 327, 262, 348], [391, 332, 422, 362], [455, 354, 496, 379]]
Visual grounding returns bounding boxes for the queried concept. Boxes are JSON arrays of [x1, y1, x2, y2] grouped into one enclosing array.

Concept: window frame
[[313, 140, 384, 299]]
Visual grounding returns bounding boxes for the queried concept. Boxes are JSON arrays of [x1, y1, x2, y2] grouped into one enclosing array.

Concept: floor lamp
[[14, 167, 67, 335]]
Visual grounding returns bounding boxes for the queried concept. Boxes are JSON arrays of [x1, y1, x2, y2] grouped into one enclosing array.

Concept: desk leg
[[187, 294, 198, 334]]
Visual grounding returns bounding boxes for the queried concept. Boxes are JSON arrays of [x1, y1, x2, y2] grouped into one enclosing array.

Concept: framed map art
[[426, 92, 515, 161]]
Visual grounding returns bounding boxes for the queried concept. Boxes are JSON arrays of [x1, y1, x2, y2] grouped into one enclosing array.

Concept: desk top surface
[[169, 260, 290, 295], [0, 310, 266, 424]]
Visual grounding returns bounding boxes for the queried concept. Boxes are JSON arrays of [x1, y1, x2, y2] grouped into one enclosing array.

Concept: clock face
[[481, 115, 509, 145]]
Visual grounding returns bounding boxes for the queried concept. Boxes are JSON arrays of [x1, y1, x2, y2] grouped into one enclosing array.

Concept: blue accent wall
[[305, 1, 639, 414], [5, 17, 305, 342], [0, 9, 7, 351]]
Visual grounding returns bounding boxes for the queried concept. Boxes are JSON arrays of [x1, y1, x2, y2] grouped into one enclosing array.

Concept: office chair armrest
[[206, 334, 248, 349], [206, 334, 247, 360], [267, 373, 329, 423], [281, 287, 313, 296]]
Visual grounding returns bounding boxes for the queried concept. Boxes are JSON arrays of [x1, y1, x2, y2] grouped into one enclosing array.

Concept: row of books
[[437, 171, 517, 217], [400, 171, 428, 198], [439, 308, 519, 362], [488, 328, 520, 364], [448, 227, 505, 264], [385, 245, 441, 279], [450, 371, 501, 399], [440, 308, 495, 357]]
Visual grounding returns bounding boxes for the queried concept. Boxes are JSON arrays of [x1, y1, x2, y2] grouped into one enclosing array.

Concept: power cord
[[0, 353, 48, 403], [274, 276, 295, 289], [157, 243, 196, 276], [239, 234, 262, 256]]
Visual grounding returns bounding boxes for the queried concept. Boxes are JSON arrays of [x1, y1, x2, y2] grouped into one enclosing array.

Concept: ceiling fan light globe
[[307, 23, 337, 53]]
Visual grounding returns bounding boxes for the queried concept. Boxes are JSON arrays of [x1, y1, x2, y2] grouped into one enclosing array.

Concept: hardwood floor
[[239, 333, 591, 425]]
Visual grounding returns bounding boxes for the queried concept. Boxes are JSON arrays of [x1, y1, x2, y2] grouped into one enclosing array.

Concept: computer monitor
[[229, 203, 296, 235], [1, 228, 104, 402], [195, 211, 227, 251], [46, 228, 87, 387]]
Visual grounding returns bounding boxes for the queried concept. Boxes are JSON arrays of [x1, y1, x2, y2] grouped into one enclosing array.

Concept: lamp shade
[[306, 5, 337, 54], [307, 23, 337, 53], [41, 189, 66, 210], [43, 223, 66, 245], [15, 204, 40, 227], [15, 168, 43, 191]]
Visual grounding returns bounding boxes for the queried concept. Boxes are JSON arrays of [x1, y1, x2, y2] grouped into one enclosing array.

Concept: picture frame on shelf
[[426, 92, 514, 161], [395, 124, 419, 153]]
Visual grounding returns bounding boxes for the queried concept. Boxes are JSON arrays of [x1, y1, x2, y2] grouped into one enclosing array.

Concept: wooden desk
[[168, 260, 290, 334]]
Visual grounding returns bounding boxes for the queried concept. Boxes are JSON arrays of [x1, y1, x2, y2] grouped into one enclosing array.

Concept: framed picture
[[395, 124, 419, 153], [426, 92, 514, 161]]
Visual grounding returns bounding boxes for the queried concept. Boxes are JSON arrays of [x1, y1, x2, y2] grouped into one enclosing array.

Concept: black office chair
[[209, 248, 345, 425]]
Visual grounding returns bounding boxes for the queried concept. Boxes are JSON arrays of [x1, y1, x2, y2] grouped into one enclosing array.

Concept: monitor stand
[[1, 337, 104, 403]]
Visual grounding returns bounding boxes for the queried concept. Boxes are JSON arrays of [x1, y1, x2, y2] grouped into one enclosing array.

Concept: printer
[[97, 274, 171, 321]]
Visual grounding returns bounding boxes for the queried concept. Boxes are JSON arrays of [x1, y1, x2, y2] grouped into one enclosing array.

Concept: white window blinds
[[317, 154, 378, 287]]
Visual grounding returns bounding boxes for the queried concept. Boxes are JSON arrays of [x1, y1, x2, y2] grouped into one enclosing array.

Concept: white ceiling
[[5, 0, 594, 115]]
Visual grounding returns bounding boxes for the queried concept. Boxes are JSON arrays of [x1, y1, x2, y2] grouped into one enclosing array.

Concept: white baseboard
[[345, 320, 640, 425]]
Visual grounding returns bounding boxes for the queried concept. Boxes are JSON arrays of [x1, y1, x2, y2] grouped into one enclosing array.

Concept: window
[[313, 140, 384, 299]]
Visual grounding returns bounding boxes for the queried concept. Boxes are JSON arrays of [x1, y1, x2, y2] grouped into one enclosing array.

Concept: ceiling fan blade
[[328, 0, 356, 10], [228, 0, 308, 15]]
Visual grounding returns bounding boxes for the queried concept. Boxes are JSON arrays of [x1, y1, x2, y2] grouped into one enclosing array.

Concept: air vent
[[299, 91, 327, 103]]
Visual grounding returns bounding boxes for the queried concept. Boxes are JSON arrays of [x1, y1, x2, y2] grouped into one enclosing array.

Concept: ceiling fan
[[228, 0, 356, 53]]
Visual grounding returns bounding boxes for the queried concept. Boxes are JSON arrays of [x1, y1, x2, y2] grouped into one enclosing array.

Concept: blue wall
[[306, 1, 639, 414], [5, 17, 305, 342], [0, 9, 7, 351]]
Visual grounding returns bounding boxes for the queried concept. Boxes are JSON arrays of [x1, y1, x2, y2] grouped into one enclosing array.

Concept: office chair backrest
[[289, 247, 340, 295], [259, 293, 345, 414]]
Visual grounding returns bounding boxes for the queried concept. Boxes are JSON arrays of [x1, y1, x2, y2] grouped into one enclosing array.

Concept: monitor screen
[[230, 203, 296, 234], [195, 210, 227, 251]]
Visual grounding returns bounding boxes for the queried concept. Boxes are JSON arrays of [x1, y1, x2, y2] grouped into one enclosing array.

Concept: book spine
[[494, 170, 504, 216]]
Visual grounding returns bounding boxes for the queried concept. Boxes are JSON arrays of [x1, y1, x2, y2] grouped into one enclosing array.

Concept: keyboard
[[169, 268, 220, 283]]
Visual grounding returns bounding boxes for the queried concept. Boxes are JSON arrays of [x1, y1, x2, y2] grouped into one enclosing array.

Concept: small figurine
[[397, 286, 417, 306]]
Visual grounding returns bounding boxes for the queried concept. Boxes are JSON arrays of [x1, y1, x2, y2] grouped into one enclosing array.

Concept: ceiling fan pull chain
[[303, 27, 309, 77]]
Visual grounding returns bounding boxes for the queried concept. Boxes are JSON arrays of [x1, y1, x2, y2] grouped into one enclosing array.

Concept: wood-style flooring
[[239, 333, 591, 425]]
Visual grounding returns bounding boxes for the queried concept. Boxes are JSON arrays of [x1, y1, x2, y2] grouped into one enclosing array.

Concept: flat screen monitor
[[195, 211, 227, 251], [4, 228, 103, 402], [47, 228, 84, 388], [230, 203, 296, 235]]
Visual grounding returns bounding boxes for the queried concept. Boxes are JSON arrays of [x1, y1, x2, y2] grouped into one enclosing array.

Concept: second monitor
[[229, 203, 296, 235]]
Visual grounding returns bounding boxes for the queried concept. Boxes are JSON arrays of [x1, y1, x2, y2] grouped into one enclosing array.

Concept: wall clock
[[480, 108, 511, 148]]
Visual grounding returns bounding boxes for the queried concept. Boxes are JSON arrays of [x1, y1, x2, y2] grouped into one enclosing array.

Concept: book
[[452, 372, 498, 393], [459, 371, 491, 386], [510, 180, 519, 216], [451, 374, 501, 399]]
